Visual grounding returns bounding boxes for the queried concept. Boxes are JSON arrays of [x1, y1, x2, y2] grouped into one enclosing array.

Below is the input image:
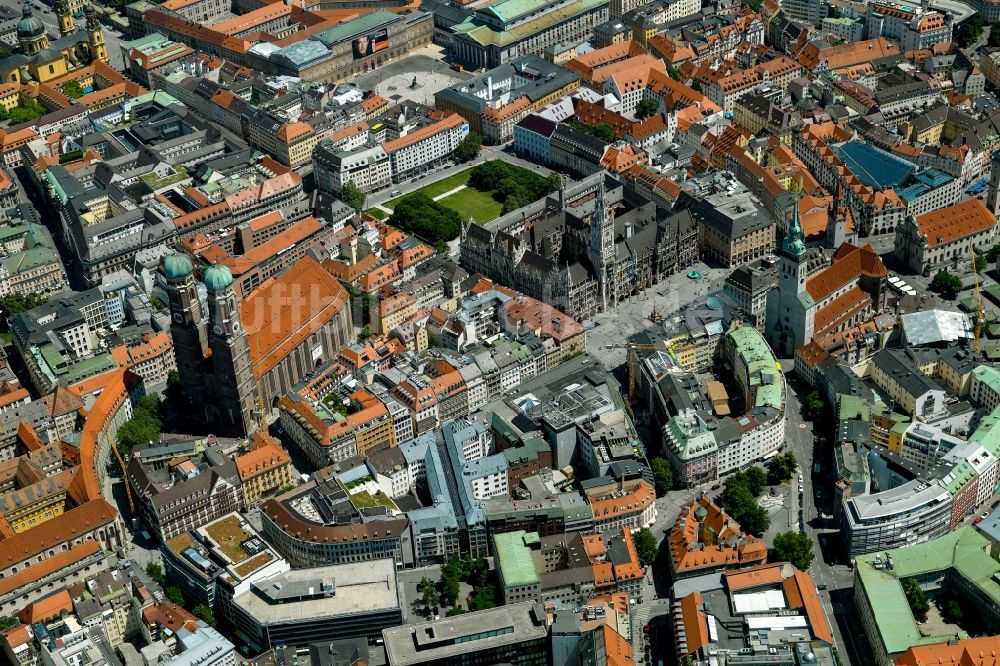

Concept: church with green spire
[[767, 202, 815, 357], [766, 199, 889, 358]]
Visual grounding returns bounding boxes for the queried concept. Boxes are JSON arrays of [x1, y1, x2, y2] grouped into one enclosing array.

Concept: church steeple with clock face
[[204, 264, 258, 438], [162, 252, 207, 410]]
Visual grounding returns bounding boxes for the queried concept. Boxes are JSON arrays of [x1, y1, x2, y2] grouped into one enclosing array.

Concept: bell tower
[[162, 253, 207, 411], [56, 0, 73, 39], [85, 5, 107, 64], [987, 151, 1000, 217], [204, 264, 258, 438], [587, 180, 617, 312], [767, 200, 814, 356]]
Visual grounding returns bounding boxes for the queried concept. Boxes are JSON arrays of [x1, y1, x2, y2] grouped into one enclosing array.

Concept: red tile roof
[[241, 257, 350, 378], [806, 243, 886, 302], [915, 198, 996, 248]]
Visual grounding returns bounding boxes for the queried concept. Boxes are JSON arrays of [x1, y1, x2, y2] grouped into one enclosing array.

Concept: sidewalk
[[376, 183, 471, 215]]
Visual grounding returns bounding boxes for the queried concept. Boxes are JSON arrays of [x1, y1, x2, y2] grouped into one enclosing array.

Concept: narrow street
[[780, 364, 867, 666]]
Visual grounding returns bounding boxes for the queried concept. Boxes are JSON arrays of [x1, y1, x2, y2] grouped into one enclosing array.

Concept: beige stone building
[[693, 191, 776, 267]]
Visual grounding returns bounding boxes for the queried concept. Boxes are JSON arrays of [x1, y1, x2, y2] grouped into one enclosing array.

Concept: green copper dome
[[204, 264, 234, 292], [17, 4, 45, 40], [162, 253, 194, 280]]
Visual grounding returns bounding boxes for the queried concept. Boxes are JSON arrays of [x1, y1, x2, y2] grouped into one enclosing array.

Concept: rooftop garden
[[139, 164, 190, 191], [349, 489, 398, 511], [232, 551, 273, 578], [203, 515, 252, 563]]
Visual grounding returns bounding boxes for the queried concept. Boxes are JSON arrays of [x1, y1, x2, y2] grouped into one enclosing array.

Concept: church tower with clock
[[162, 252, 207, 412], [162, 254, 257, 437], [203, 264, 258, 438]]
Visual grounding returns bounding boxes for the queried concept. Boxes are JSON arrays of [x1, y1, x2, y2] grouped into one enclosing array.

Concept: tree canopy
[[717, 468, 770, 535], [62, 80, 84, 99], [767, 452, 798, 486], [930, 270, 963, 298], [902, 577, 929, 621], [0, 292, 46, 332], [804, 390, 825, 419], [117, 395, 163, 455], [8, 98, 46, 124], [165, 586, 185, 607], [633, 527, 658, 567], [651, 457, 674, 496], [635, 98, 659, 119], [455, 132, 482, 162], [338, 180, 366, 212], [146, 562, 165, 586], [468, 161, 560, 213], [770, 531, 814, 570], [438, 554, 496, 614], [193, 604, 217, 628], [957, 13, 985, 47], [419, 577, 439, 613], [389, 192, 463, 243]]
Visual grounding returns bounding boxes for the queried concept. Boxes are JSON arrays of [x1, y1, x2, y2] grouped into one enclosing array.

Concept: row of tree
[[957, 13, 985, 47]]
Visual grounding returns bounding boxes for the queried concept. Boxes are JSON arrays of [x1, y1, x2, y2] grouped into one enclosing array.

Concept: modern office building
[[161, 513, 291, 624], [230, 559, 403, 650], [383, 602, 549, 665]]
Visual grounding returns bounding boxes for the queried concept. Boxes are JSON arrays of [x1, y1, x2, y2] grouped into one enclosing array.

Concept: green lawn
[[438, 187, 503, 223], [384, 168, 475, 210], [365, 207, 386, 219]]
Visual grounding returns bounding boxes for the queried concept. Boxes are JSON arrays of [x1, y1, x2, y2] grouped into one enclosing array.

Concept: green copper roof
[[944, 459, 977, 496], [17, 4, 45, 39], [453, 0, 605, 48], [782, 200, 806, 258], [974, 365, 1000, 399], [493, 530, 540, 589], [311, 10, 397, 47], [855, 527, 997, 656], [479, 0, 551, 23], [162, 252, 193, 280], [203, 264, 233, 292]]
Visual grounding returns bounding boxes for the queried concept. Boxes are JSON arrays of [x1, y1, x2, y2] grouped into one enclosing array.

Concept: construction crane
[[972, 246, 985, 352], [604, 341, 670, 404]]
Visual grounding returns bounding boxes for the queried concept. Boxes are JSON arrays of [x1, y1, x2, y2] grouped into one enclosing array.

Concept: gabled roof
[[241, 256, 350, 378], [914, 198, 996, 247], [805, 243, 886, 302]]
